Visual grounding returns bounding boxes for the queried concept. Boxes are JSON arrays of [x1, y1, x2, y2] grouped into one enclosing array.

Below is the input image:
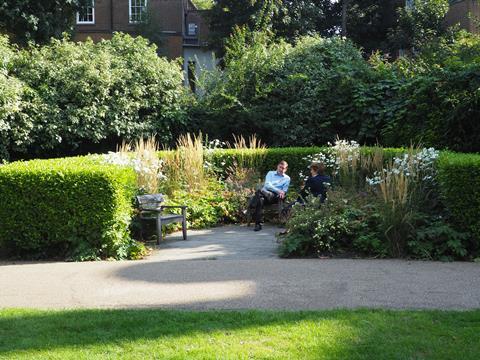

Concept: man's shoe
[[254, 223, 262, 232]]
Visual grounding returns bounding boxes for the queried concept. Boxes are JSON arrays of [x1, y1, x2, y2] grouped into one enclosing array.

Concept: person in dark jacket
[[298, 162, 331, 204], [279, 162, 331, 235], [283, 162, 330, 211]]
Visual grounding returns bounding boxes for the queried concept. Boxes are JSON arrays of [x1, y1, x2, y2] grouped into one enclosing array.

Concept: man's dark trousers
[[252, 189, 279, 225]]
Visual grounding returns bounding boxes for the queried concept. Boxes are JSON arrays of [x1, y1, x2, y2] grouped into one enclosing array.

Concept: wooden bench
[[136, 194, 187, 244], [246, 197, 286, 226]]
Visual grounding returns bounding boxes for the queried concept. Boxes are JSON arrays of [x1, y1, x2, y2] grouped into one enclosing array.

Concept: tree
[[273, 0, 340, 41], [341, 0, 350, 36], [389, 0, 450, 51], [340, 0, 406, 55], [206, 0, 450, 57], [207, 0, 337, 53], [0, 0, 88, 46], [207, 0, 275, 53]]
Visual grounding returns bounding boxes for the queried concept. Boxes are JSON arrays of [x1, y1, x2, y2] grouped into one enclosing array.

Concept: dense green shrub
[[0, 33, 187, 161], [0, 36, 35, 162], [279, 187, 471, 260], [193, 34, 381, 146], [0, 156, 144, 260], [279, 190, 384, 258], [437, 152, 480, 254], [381, 33, 480, 152], [191, 31, 480, 152]]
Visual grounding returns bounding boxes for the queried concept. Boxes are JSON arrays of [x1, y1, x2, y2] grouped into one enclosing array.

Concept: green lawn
[[0, 309, 479, 359]]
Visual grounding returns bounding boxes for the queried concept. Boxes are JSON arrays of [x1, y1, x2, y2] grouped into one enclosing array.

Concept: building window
[[77, 0, 95, 24], [187, 23, 198, 36], [129, 0, 147, 23]]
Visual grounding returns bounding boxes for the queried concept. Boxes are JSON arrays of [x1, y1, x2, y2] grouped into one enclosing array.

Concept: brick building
[[74, 0, 216, 90]]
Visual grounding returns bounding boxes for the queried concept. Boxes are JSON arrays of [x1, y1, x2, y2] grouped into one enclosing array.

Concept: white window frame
[[187, 23, 198, 36], [76, 0, 95, 25], [129, 0, 148, 24]]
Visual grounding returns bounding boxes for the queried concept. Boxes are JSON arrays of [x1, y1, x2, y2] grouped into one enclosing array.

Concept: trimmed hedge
[[437, 152, 480, 251], [0, 157, 137, 260], [207, 147, 405, 185]]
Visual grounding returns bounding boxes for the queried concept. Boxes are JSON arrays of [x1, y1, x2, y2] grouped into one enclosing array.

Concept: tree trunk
[[341, 0, 350, 37]]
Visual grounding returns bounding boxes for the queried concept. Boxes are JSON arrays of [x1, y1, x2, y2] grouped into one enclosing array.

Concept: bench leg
[[182, 208, 187, 240], [156, 214, 163, 245]]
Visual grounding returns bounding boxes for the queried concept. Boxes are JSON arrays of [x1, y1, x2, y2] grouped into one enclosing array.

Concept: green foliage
[[382, 32, 480, 152], [389, 0, 450, 50], [194, 35, 381, 146], [261, 36, 375, 146], [0, 156, 144, 260], [437, 152, 480, 254], [163, 180, 238, 229], [0, 0, 88, 46], [206, 0, 281, 53], [192, 30, 480, 153], [1, 33, 187, 160], [193, 28, 290, 139], [279, 190, 382, 257], [409, 215, 469, 261], [206, 0, 413, 55], [0, 35, 34, 162], [279, 188, 472, 261], [191, 0, 214, 10]]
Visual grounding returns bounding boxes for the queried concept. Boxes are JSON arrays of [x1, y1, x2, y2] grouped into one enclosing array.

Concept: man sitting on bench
[[251, 160, 290, 232]]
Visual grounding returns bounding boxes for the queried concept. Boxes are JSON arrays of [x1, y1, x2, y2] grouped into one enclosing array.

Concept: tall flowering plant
[[365, 146, 440, 256], [300, 139, 361, 188], [103, 138, 166, 194]]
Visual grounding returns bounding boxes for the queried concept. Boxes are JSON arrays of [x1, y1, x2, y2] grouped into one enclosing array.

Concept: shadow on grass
[[0, 308, 479, 358]]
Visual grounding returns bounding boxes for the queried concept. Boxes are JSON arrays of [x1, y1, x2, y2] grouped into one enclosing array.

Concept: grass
[[0, 309, 479, 359]]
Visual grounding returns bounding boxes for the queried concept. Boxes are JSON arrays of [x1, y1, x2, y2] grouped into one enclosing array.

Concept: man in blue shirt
[[251, 160, 290, 231]]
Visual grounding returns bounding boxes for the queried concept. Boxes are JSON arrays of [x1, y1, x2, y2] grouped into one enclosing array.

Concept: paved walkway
[[1, 225, 480, 310]]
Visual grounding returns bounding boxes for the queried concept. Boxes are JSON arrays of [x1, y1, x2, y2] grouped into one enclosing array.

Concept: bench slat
[[136, 194, 164, 205]]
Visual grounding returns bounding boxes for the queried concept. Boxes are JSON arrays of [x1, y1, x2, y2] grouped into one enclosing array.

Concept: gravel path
[[1, 225, 479, 310]]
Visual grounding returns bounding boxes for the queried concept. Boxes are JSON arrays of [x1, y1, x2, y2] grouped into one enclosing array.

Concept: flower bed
[[274, 142, 479, 260]]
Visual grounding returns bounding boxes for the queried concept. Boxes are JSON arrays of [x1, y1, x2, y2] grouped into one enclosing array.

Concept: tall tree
[[389, 0, 450, 51], [272, 0, 340, 41], [207, 0, 450, 57], [0, 0, 88, 46], [207, 0, 338, 53], [341, 0, 350, 36], [345, 0, 404, 55]]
